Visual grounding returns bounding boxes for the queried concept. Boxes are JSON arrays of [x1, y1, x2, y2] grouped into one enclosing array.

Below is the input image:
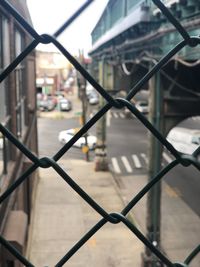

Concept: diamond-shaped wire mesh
[[0, 0, 199, 266]]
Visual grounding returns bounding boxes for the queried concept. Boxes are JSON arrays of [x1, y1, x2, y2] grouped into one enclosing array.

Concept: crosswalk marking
[[163, 152, 172, 163], [141, 153, 148, 164], [111, 111, 126, 119], [111, 157, 121, 174], [113, 112, 119, 118], [90, 111, 127, 121], [119, 113, 125, 119], [106, 110, 111, 127], [111, 152, 174, 175], [132, 154, 142, 168], [121, 156, 133, 173]]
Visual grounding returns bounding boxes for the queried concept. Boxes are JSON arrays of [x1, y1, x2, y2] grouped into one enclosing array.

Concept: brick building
[[36, 50, 70, 95], [0, 1, 38, 266]]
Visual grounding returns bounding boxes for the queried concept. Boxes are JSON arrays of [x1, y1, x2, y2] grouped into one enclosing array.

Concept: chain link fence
[[0, 0, 199, 266]]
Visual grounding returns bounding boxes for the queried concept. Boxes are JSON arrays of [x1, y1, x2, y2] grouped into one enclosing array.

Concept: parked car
[[135, 101, 149, 114], [86, 82, 94, 99], [58, 128, 97, 150], [39, 96, 56, 111], [54, 91, 65, 102], [88, 92, 99, 105], [167, 127, 200, 155], [59, 98, 72, 111]]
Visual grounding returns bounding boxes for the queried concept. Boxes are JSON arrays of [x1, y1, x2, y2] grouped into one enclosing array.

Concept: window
[[192, 136, 200, 145], [110, 0, 123, 27], [0, 16, 10, 121], [0, 15, 10, 177], [15, 29, 26, 137]]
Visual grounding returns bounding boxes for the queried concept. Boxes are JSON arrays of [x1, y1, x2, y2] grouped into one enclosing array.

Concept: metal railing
[[0, 0, 199, 266]]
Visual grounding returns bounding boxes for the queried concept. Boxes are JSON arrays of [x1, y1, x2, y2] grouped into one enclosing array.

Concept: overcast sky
[[27, 0, 109, 56]]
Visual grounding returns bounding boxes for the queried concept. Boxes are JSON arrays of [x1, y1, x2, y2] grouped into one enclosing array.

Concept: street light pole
[[142, 70, 164, 267]]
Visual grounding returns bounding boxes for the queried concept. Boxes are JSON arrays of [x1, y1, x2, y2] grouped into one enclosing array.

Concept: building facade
[[36, 50, 71, 95], [0, 1, 38, 266]]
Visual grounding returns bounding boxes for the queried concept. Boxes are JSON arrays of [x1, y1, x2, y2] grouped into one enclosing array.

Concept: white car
[[86, 82, 94, 99], [58, 128, 97, 150], [89, 92, 99, 105], [135, 101, 149, 114], [59, 98, 72, 111], [167, 127, 200, 155]]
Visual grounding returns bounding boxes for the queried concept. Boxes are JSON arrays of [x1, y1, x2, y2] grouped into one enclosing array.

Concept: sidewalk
[[27, 159, 143, 267], [27, 158, 200, 267]]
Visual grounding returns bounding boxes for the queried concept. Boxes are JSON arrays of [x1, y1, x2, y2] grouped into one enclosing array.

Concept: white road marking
[[121, 156, 133, 173], [141, 153, 148, 164], [111, 157, 121, 174], [132, 154, 142, 168], [119, 113, 125, 118], [106, 110, 111, 127], [113, 112, 119, 118]]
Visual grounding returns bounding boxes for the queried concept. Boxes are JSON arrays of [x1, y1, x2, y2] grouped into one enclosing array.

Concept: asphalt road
[[106, 112, 200, 216], [107, 109, 148, 175], [37, 115, 96, 161], [38, 111, 200, 216]]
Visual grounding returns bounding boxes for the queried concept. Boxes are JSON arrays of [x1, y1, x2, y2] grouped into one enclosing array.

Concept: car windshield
[[67, 132, 74, 136], [140, 102, 147, 106], [192, 136, 200, 145]]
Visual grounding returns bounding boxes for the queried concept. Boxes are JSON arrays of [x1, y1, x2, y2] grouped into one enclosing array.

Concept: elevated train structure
[[89, 0, 200, 133], [90, 2, 200, 264]]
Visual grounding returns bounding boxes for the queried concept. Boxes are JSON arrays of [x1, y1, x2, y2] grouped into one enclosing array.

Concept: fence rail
[[0, 0, 199, 266]]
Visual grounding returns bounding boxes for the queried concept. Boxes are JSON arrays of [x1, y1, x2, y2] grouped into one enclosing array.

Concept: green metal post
[[142, 70, 164, 267], [95, 59, 109, 171]]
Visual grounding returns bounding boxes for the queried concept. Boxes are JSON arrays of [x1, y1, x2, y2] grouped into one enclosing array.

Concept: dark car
[[39, 97, 56, 111]]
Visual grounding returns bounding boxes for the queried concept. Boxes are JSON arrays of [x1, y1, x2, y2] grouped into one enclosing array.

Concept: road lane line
[[141, 153, 148, 165], [119, 113, 125, 118], [113, 112, 119, 118], [163, 152, 172, 164], [132, 154, 142, 168], [106, 110, 111, 127], [121, 156, 133, 173], [111, 157, 121, 174]]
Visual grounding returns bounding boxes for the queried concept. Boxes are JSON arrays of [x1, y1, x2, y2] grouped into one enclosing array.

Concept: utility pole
[[80, 83, 89, 161], [142, 70, 164, 267], [78, 50, 89, 161], [95, 59, 109, 171]]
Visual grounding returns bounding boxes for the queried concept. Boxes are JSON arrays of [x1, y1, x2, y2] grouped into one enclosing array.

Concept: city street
[[34, 110, 199, 267], [2, 1, 200, 266], [38, 104, 200, 217], [30, 110, 144, 266]]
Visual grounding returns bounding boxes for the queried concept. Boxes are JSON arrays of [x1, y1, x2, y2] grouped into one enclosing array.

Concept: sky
[[26, 0, 109, 56]]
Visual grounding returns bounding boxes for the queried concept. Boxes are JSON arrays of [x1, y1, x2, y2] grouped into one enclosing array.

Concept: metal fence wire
[[0, 0, 200, 266]]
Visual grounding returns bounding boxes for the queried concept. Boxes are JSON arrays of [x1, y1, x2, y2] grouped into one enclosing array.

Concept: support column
[[142, 71, 164, 267], [95, 59, 109, 171]]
